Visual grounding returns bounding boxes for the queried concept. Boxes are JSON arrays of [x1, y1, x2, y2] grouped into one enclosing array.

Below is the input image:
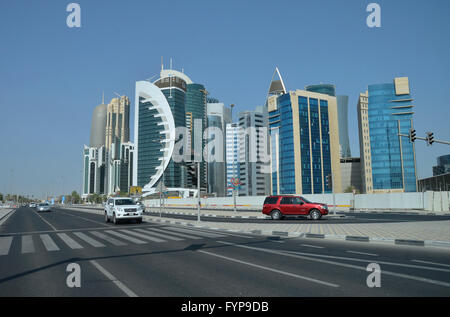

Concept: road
[[1, 207, 450, 297], [145, 209, 450, 224]]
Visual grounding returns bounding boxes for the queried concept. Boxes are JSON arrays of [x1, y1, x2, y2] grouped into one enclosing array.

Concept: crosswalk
[[0, 226, 229, 257]]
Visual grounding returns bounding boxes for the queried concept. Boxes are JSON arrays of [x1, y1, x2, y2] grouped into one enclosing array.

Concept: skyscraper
[[268, 89, 342, 194], [357, 77, 417, 193], [237, 106, 270, 196], [226, 123, 240, 196]]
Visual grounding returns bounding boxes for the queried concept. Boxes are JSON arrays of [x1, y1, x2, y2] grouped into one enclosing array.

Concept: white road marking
[[56, 210, 109, 227], [217, 241, 450, 288], [90, 231, 127, 246], [73, 232, 105, 248], [119, 230, 165, 243], [33, 211, 57, 231], [198, 250, 339, 288], [411, 259, 450, 268], [135, 228, 184, 241], [150, 228, 202, 240], [89, 260, 138, 297], [0, 236, 13, 255], [104, 230, 147, 244], [21, 235, 35, 254], [301, 244, 324, 249], [164, 227, 224, 238], [57, 233, 83, 249], [0, 209, 16, 226], [346, 250, 378, 257], [39, 234, 60, 251]]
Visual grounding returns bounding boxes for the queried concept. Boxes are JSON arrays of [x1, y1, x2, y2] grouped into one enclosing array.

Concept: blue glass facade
[[368, 82, 416, 192], [270, 93, 333, 195]]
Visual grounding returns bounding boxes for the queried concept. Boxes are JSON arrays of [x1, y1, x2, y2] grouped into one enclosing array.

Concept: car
[[36, 203, 51, 212], [29, 203, 36, 208], [262, 195, 328, 220], [104, 197, 143, 225]]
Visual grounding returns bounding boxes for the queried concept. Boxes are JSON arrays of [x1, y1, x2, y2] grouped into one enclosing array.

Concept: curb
[[142, 215, 450, 249], [0, 209, 16, 226], [147, 210, 268, 219]]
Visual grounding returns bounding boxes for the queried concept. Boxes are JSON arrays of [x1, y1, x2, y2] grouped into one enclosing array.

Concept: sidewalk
[[62, 206, 450, 248]]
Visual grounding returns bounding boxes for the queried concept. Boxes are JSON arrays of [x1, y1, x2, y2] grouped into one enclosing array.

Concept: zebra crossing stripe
[[149, 228, 202, 240], [0, 236, 13, 255], [40, 234, 60, 251], [134, 228, 184, 241], [119, 230, 165, 243], [90, 231, 127, 246], [104, 230, 147, 244], [73, 232, 105, 248], [164, 227, 224, 238], [57, 233, 83, 249], [21, 235, 35, 254]]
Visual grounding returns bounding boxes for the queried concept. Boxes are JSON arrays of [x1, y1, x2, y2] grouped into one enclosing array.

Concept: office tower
[[237, 106, 270, 196], [433, 154, 450, 176], [268, 89, 342, 195], [226, 123, 240, 196], [185, 83, 207, 190], [154, 71, 188, 188], [105, 95, 130, 155], [305, 84, 351, 158], [357, 77, 417, 193], [90, 101, 107, 148], [207, 100, 231, 196], [133, 80, 176, 190], [357, 91, 373, 193]]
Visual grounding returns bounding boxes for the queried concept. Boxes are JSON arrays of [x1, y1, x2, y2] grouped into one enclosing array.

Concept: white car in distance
[[105, 197, 143, 225]]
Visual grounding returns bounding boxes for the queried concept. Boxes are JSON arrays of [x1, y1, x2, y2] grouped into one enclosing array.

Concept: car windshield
[[39, 203, 48, 206], [115, 199, 135, 206], [300, 196, 311, 204]]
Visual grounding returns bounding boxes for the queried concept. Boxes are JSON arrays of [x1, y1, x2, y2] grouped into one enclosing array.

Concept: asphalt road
[[145, 209, 450, 224], [1, 207, 450, 297]]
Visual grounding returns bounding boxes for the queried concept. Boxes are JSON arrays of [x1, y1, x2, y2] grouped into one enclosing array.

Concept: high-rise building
[[433, 154, 450, 176], [226, 123, 240, 196], [133, 80, 176, 191], [305, 84, 351, 158], [105, 96, 130, 155], [268, 89, 342, 194], [237, 106, 270, 196], [207, 100, 231, 196], [357, 77, 417, 193]]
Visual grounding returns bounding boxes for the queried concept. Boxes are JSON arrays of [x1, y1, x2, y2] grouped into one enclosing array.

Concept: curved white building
[[133, 81, 175, 191]]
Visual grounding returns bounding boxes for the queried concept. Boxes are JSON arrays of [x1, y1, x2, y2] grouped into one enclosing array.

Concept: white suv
[[105, 197, 143, 224]]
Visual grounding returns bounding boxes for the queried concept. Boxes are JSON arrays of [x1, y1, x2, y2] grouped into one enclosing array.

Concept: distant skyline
[[0, 0, 449, 198]]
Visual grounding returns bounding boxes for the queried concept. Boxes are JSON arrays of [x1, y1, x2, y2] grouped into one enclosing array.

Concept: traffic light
[[326, 174, 332, 189], [187, 163, 197, 185], [409, 129, 416, 143], [426, 132, 434, 146]]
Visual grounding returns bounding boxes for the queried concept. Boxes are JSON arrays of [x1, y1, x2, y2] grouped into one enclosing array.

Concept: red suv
[[262, 195, 328, 220]]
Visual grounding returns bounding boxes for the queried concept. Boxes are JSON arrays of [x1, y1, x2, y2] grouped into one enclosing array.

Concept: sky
[[0, 0, 449, 198]]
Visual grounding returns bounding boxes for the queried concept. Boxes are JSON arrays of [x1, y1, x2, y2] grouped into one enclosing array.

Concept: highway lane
[[1, 207, 450, 296]]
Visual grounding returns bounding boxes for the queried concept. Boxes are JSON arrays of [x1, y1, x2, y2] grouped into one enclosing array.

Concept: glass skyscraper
[[358, 77, 417, 193]]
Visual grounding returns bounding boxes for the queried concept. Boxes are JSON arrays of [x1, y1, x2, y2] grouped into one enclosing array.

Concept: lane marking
[[164, 227, 224, 238], [89, 260, 138, 297], [411, 259, 450, 268], [198, 250, 339, 288], [56, 209, 109, 227], [21, 235, 35, 254], [57, 233, 83, 249], [346, 250, 378, 257], [217, 241, 450, 288], [33, 210, 58, 231], [104, 230, 147, 244], [135, 228, 184, 241], [0, 236, 13, 255], [39, 234, 60, 251], [301, 244, 324, 249], [90, 231, 127, 246], [73, 232, 105, 248], [119, 229, 165, 243], [149, 228, 202, 240], [0, 209, 16, 226]]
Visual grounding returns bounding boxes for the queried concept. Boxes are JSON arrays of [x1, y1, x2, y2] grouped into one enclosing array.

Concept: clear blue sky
[[0, 0, 449, 198]]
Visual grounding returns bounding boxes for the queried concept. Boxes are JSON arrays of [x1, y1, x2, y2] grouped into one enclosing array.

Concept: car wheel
[[309, 209, 322, 220], [270, 210, 282, 220], [113, 213, 118, 225], [105, 212, 109, 223]]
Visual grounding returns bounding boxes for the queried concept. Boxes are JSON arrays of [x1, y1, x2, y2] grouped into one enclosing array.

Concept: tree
[[71, 191, 81, 204], [0, 193, 3, 202]]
